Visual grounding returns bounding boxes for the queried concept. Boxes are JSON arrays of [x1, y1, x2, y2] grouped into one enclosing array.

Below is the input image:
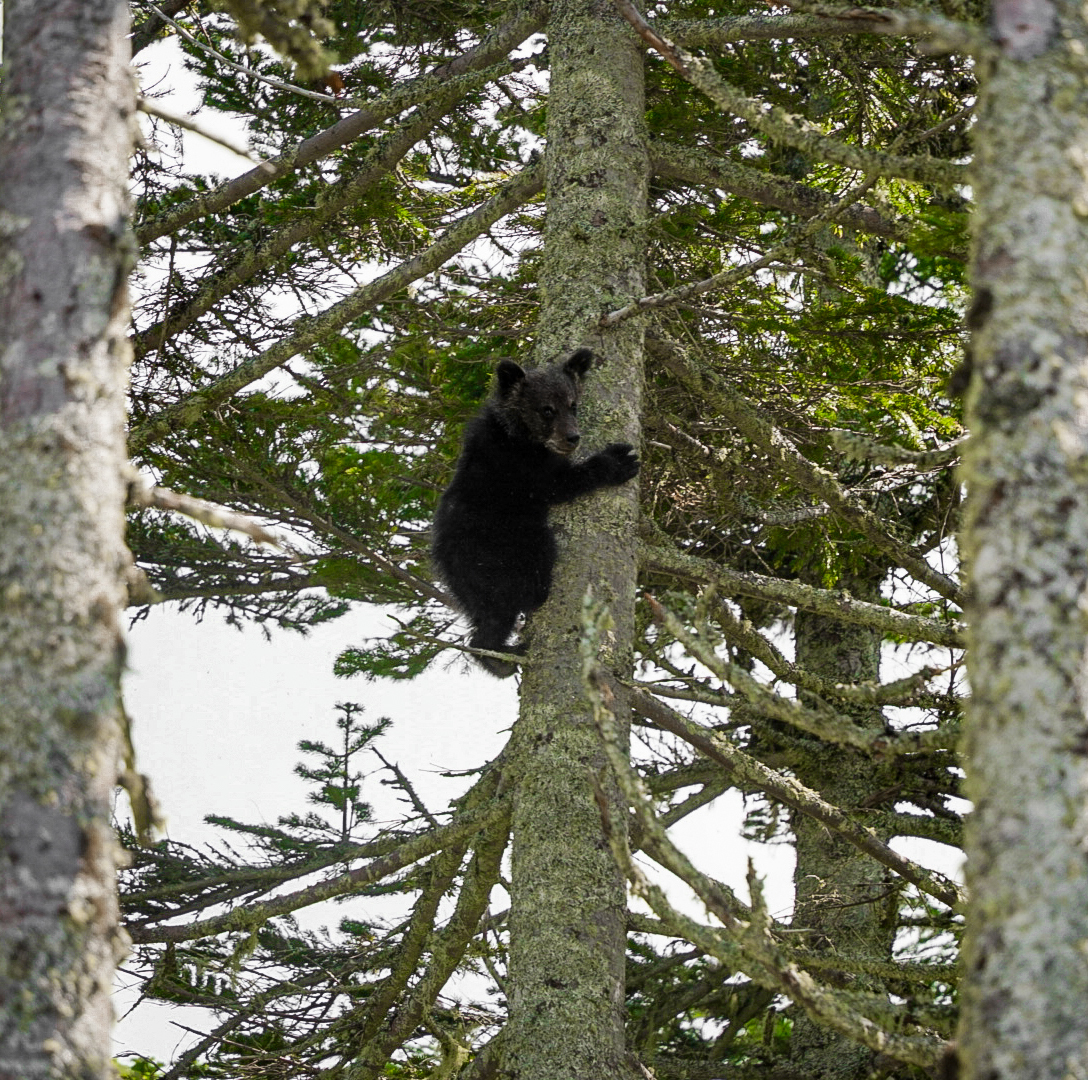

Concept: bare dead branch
[[641, 534, 963, 647], [127, 477, 289, 549], [137, 97, 254, 159], [627, 679, 965, 910], [126, 795, 508, 944]]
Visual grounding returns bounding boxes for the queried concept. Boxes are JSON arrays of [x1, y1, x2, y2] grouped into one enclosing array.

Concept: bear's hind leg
[[468, 607, 523, 679]]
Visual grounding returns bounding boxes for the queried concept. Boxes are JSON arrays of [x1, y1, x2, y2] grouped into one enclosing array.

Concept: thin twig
[[137, 96, 254, 159], [144, 2, 340, 104]]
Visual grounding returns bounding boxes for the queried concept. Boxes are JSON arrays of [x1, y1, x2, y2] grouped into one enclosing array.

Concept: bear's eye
[[540, 405, 557, 420]]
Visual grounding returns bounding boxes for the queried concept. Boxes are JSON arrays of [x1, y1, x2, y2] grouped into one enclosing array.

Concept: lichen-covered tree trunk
[[0, 2, 135, 1076], [958, 0, 1088, 1074], [503, 1, 647, 1077], [790, 574, 899, 1079]]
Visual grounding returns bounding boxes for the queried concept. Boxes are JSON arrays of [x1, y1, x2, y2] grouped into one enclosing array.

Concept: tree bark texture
[[790, 574, 899, 1080], [959, 0, 1088, 1074], [0, 1, 135, 1077], [504, 1, 647, 1077]]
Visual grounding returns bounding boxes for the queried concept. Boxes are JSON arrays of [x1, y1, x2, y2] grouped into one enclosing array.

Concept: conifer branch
[[662, 5, 989, 54], [135, 70, 525, 357], [129, 162, 544, 454], [136, 2, 547, 244], [648, 341, 965, 605], [602, 172, 901, 325], [584, 657, 950, 1069], [704, 596, 958, 711], [348, 818, 509, 1073], [624, 681, 965, 911], [137, 97, 255, 160], [613, 0, 966, 188], [144, 1, 338, 101], [645, 595, 958, 755], [650, 141, 924, 246], [127, 792, 507, 945], [640, 538, 963, 647], [127, 477, 288, 549]]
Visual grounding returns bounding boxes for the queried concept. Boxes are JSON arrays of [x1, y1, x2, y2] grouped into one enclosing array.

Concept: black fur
[[432, 348, 639, 677]]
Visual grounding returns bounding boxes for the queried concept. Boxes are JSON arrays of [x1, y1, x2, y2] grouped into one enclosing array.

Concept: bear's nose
[[567, 433, 580, 447]]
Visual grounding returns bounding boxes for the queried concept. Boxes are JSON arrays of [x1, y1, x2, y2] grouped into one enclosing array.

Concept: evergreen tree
[[112, 0, 1001, 1075]]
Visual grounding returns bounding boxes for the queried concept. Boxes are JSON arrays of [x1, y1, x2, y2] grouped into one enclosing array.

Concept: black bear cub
[[432, 348, 640, 677]]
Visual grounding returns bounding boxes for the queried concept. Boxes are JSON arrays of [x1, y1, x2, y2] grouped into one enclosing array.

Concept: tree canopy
[[22, 0, 1088, 1070], [113, 0, 981, 1076]]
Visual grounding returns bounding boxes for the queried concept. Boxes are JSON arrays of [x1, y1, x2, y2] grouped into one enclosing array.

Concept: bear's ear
[[563, 348, 595, 381], [496, 359, 526, 397]]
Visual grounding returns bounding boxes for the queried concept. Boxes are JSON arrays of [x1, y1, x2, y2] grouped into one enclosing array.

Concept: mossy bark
[[958, 0, 1088, 1074], [0, 2, 134, 1076], [503, 2, 647, 1077], [789, 575, 899, 1079]]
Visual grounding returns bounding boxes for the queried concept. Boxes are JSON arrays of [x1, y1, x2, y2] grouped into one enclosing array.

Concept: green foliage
[[119, 704, 416, 1074], [115, 1059, 161, 1079], [123, 0, 972, 1073], [115, 1057, 215, 1079], [214, 0, 336, 80], [334, 613, 448, 680], [286, 702, 390, 840]]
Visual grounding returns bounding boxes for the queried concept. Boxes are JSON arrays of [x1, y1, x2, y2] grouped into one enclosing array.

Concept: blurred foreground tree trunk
[[959, 0, 1088, 1075], [0, 1, 135, 1076]]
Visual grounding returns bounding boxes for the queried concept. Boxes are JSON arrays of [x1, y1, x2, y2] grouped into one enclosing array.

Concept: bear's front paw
[[602, 442, 640, 482]]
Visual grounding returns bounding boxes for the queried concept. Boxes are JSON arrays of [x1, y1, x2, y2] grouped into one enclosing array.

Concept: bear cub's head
[[493, 348, 595, 456]]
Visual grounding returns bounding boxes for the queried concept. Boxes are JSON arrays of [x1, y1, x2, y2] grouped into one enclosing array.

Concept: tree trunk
[[503, 1, 647, 1077], [0, 2, 135, 1077], [790, 573, 899, 1079], [958, 0, 1088, 1075]]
